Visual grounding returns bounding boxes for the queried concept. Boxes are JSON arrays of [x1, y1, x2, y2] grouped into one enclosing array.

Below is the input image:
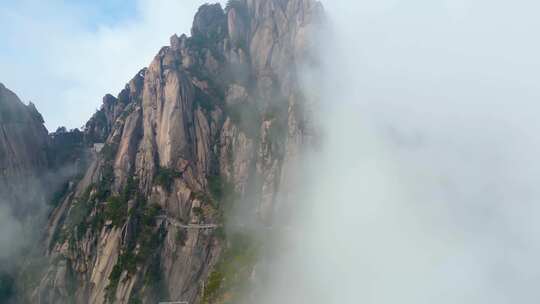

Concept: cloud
[[0, 0, 225, 130], [0, 204, 24, 261], [259, 0, 540, 303], [3, 0, 540, 302]]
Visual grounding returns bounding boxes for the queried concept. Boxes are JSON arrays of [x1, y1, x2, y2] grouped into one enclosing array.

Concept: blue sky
[[69, 0, 139, 27], [2, 0, 540, 134], [0, 0, 224, 130]]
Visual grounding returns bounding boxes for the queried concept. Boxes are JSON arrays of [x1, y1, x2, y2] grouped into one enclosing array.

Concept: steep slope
[[0, 84, 89, 303], [0, 83, 50, 303], [0, 83, 49, 210], [33, 1, 324, 303], [0, 83, 86, 212]]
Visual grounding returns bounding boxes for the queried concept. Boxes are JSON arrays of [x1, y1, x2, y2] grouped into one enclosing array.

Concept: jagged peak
[[0, 83, 43, 124], [81, 0, 324, 140], [102, 94, 117, 106], [170, 33, 189, 51], [27, 101, 45, 124], [191, 3, 227, 39], [24, 0, 327, 302]]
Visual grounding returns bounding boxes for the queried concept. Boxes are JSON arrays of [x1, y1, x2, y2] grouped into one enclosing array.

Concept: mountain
[[0, 83, 56, 302], [0, 84, 87, 303], [0, 83, 87, 214], [10, 0, 324, 303], [0, 83, 49, 210]]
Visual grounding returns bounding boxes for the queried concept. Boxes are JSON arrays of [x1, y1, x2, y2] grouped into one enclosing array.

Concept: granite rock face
[[0, 83, 89, 304], [0, 83, 49, 214], [29, 1, 324, 303]]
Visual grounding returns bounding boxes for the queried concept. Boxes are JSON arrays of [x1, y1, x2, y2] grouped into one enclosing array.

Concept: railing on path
[[155, 215, 220, 229]]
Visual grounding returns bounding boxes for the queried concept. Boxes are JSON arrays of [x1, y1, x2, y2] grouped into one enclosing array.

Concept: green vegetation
[[101, 142, 118, 162], [52, 175, 137, 251], [137, 203, 163, 260], [129, 297, 143, 304], [96, 142, 119, 200], [105, 251, 138, 302], [197, 174, 238, 244], [207, 175, 237, 211], [192, 206, 204, 217], [105, 196, 127, 227], [142, 254, 168, 299], [119, 103, 136, 120], [96, 164, 114, 201], [0, 272, 14, 303], [189, 33, 214, 50], [208, 175, 225, 202], [176, 229, 187, 246], [191, 191, 212, 204], [204, 271, 225, 303], [103, 176, 136, 227], [49, 222, 66, 250], [90, 210, 105, 233], [214, 226, 226, 241], [154, 166, 182, 191], [225, 102, 261, 139], [194, 86, 217, 112], [104, 198, 164, 302], [188, 4, 227, 58], [48, 181, 70, 207], [48, 128, 85, 168], [94, 110, 108, 127], [202, 232, 260, 304], [59, 187, 94, 242], [92, 177, 134, 232], [200, 171, 259, 303]]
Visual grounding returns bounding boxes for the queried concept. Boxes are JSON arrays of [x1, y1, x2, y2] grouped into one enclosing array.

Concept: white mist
[[261, 0, 540, 303]]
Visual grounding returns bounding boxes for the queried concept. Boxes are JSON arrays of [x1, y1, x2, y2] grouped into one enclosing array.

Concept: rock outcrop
[[0, 83, 90, 303], [0, 83, 50, 209], [29, 1, 324, 303]]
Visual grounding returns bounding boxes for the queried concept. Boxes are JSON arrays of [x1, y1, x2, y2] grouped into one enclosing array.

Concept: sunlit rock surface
[[22, 1, 324, 303]]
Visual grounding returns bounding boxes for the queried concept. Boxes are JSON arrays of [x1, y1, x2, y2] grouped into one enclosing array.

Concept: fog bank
[[261, 0, 540, 303]]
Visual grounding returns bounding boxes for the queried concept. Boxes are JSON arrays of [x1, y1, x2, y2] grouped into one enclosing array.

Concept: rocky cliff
[[27, 1, 324, 303], [0, 83, 88, 303], [0, 83, 49, 211]]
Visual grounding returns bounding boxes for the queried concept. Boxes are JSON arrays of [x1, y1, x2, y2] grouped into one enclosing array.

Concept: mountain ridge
[[2, 1, 324, 303]]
